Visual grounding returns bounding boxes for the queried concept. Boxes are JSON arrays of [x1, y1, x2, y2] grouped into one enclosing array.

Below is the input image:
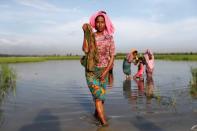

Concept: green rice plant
[[0, 64, 16, 102], [190, 67, 197, 98]]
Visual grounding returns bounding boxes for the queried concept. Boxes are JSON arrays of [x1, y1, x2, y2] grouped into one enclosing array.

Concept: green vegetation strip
[[0, 57, 45, 63], [116, 54, 197, 61], [154, 54, 197, 61], [0, 54, 197, 63], [0, 56, 81, 63]]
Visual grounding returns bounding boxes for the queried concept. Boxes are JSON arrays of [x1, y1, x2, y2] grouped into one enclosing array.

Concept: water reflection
[[144, 76, 155, 113], [0, 109, 3, 127], [19, 109, 60, 131], [190, 67, 197, 98], [145, 77, 177, 112], [122, 79, 145, 112], [134, 78, 144, 94], [145, 76, 154, 103], [122, 76, 177, 114], [122, 79, 131, 99]]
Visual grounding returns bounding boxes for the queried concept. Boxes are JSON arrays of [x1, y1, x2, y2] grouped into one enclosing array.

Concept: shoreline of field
[[0, 56, 80, 63], [0, 54, 197, 63]]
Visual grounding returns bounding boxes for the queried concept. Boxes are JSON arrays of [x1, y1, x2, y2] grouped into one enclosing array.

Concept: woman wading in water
[[81, 11, 115, 126]]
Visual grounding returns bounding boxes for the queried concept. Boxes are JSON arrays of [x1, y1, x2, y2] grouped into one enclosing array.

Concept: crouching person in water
[[133, 56, 145, 91], [133, 56, 145, 80], [123, 49, 138, 80], [82, 11, 115, 126]]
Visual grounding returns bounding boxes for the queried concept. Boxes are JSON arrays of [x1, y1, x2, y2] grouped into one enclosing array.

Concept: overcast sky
[[0, 0, 197, 55]]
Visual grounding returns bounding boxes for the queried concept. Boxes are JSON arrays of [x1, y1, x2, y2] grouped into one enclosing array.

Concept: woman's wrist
[[104, 66, 111, 74]]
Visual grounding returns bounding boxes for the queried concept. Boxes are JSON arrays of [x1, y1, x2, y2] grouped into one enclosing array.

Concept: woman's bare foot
[[102, 121, 109, 127]]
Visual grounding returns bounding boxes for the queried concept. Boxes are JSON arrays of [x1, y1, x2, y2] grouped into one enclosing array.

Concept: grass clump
[[0, 64, 16, 102]]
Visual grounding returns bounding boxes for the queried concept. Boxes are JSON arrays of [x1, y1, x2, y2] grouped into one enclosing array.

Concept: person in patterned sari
[[82, 11, 115, 126]]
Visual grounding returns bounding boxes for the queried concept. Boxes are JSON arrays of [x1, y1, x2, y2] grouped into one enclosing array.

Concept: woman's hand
[[82, 23, 92, 32], [133, 75, 137, 80], [100, 56, 114, 81], [82, 23, 87, 31], [82, 23, 90, 53]]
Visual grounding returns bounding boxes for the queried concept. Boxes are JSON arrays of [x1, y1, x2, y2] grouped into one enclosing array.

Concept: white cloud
[[0, 17, 88, 55], [113, 17, 197, 52], [41, 17, 88, 34], [0, 35, 27, 46], [15, 0, 80, 13], [0, 38, 13, 45], [0, 16, 197, 55]]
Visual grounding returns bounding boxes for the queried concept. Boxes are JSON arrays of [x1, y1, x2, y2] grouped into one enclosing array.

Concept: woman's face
[[148, 54, 152, 60], [133, 52, 138, 58], [95, 15, 106, 33]]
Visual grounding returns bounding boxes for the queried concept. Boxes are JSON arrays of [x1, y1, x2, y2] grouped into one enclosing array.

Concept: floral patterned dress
[[86, 34, 115, 101]]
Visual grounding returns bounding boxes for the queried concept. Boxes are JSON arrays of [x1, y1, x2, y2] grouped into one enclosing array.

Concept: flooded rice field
[[0, 60, 196, 131]]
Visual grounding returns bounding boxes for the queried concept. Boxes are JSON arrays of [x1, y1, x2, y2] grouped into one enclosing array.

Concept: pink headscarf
[[126, 48, 137, 63], [89, 11, 115, 35], [145, 49, 153, 56]]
